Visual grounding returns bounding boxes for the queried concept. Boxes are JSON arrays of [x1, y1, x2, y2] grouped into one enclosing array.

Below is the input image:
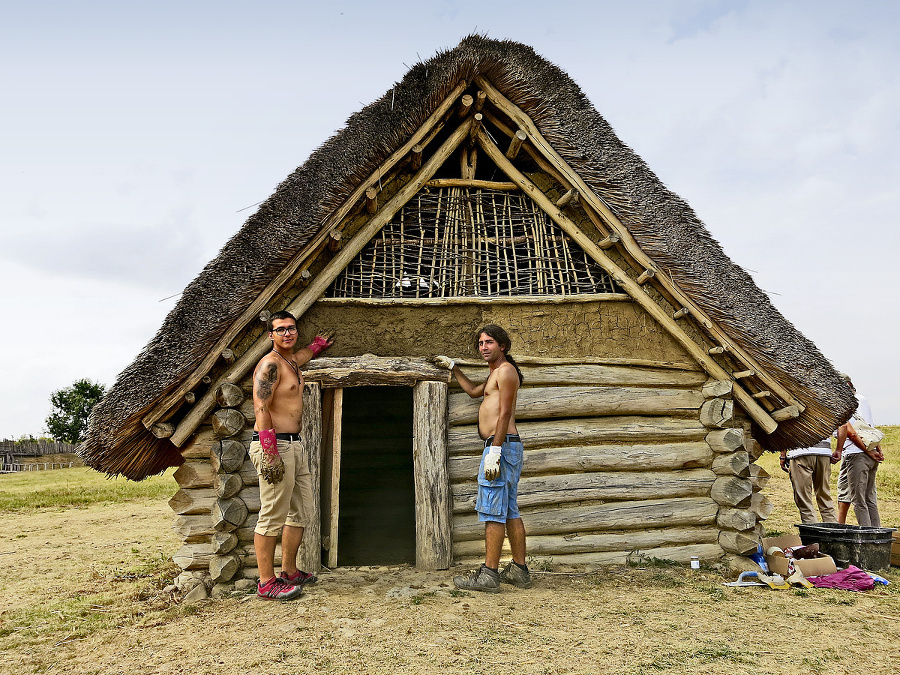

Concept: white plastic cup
[[690, 556, 700, 570]]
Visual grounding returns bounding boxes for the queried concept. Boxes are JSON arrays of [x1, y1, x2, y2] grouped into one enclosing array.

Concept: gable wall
[[298, 299, 695, 364]]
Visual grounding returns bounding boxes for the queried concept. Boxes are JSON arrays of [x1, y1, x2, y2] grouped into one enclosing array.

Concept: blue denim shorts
[[476, 435, 524, 523]]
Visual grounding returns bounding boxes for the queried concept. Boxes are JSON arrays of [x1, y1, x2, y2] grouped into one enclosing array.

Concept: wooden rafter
[[168, 117, 475, 446], [475, 126, 779, 434], [474, 75, 803, 414], [141, 82, 468, 433]]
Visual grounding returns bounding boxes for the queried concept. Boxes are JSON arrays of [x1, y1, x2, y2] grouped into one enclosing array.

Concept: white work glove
[[483, 446, 502, 481], [430, 355, 456, 370]]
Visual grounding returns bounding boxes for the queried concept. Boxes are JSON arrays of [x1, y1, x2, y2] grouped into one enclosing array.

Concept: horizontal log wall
[[448, 364, 752, 564], [449, 365, 742, 564]]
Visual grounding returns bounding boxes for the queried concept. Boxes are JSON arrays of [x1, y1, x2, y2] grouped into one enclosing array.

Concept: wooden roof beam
[[140, 81, 469, 432], [476, 126, 779, 434], [168, 117, 476, 446], [475, 75, 803, 414]]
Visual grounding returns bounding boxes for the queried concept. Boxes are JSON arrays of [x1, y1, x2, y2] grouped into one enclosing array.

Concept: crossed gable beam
[[143, 77, 801, 447]]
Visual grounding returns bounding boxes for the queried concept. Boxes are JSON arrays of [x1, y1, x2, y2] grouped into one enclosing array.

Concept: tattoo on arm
[[255, 363, 278, 401]]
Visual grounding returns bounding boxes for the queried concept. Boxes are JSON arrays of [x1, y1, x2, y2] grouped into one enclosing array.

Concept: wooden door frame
[[310, 358, 452, 571]]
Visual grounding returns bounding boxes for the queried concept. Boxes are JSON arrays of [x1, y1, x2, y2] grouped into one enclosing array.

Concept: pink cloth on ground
[[807, 565, 875, 592]]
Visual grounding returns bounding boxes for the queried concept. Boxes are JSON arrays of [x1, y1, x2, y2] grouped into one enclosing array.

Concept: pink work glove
[[258, 428, 285, 485], [307, 330, 335, 357]]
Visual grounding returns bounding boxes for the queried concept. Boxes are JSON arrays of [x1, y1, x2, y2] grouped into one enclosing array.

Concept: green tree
[[45, 379, 107, 444]]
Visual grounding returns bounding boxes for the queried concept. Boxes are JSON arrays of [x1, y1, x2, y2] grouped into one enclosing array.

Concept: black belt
[[484, 434, 521, 446], [252, 432, 301, 442]]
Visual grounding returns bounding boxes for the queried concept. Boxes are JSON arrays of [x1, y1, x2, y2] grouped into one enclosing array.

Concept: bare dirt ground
[[2, 497, 899, 675]]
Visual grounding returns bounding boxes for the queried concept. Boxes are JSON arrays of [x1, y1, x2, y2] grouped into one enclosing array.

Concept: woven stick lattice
[[327, 188, 619, 299]]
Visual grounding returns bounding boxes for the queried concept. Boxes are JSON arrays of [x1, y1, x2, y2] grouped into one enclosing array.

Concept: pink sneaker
[[257, 576, 303, 600], [280, 569, 318, 586]]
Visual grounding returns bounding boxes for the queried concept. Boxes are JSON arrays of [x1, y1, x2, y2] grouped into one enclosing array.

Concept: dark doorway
[[337, 386, 415, 565]]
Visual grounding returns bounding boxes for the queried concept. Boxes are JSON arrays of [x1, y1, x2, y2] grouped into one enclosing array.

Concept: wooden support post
[[637, 269, 656, 285], [413, 381, 452, 570], [410, 144, 423, 171], [505, 130, 527, 159], [297, 381, 322, 574], [326, 389, 343, 569], [365, 187, 378, 214], [598, 233, 619, 249], [474, 90, 487, 112], [460, 146, 477, 180], [458, 94, 473, 117], [556, 188, 579, 209]]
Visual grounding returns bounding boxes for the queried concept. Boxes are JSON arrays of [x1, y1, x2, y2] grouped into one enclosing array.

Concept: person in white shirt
[[779, 437, 837, 523], [833, 374, 884, 527]]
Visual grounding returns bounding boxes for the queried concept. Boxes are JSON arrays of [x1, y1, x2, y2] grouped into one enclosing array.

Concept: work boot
[[499, 561, 533, 589], [453, 564, 501, 593], [257, 576, 303, 601]]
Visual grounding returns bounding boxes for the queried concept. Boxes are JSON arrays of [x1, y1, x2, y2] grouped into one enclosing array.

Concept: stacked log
[[450, 364, 727, 564], [699, 381, 761, 556], [172, 381, 323, 587]]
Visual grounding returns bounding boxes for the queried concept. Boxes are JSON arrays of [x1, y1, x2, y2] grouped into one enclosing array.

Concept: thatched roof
[[81, 34, 855, 480]]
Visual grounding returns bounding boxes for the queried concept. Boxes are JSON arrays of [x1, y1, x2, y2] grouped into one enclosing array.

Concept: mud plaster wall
[[298, 300, 695, 364]]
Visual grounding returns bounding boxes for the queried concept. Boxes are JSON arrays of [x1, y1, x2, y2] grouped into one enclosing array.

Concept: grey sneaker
[[453, 564, 501, 593], [500, 561, 533, 589]]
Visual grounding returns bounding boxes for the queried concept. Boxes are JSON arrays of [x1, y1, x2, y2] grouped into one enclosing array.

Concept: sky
[[1, 0, 898, 439]]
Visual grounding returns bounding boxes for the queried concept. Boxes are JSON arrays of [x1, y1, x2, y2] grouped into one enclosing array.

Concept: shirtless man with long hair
[[435, 324, 530, 592]]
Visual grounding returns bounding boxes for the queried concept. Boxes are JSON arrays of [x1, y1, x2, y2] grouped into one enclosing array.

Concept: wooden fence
[[0, 462, 78, 473]]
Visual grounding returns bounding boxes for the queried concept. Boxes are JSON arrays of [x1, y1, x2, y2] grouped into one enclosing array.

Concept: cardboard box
[[891, 531, 900, 568], [763, 535, 838, 576]]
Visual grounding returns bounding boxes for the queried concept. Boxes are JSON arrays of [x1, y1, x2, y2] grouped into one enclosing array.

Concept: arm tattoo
[[256, 363, 278, 401]]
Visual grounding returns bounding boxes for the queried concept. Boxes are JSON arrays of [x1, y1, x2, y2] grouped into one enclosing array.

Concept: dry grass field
[[1, 431, 899, 675]]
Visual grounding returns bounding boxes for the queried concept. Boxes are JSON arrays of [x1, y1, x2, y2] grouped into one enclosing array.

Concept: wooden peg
[[556, 189, 579, 208], [458, 94, 473, 117], [752, 390, 772, 399], [474, 90, 487, 112], [772, 405, 801, 421], [365, 187, 378, 214], [327, 229, 342, 252], [733, 370, 755, 379], [598, 233, 620, 249], [637, 269, 656, 285], [221, 348, 235, 364], [708, 346, 726, 355], [410, 144, 423, 171], [506, 130, 527, 159], [184, 392, 196, 404], [673, 307, 690, 319]]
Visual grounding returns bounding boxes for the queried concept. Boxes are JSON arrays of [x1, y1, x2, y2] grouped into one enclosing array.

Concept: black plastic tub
[[796, 522, 897, 572]]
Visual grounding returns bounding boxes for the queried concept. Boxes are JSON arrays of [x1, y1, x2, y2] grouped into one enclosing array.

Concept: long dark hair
[[474, 324, 524, 385]]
